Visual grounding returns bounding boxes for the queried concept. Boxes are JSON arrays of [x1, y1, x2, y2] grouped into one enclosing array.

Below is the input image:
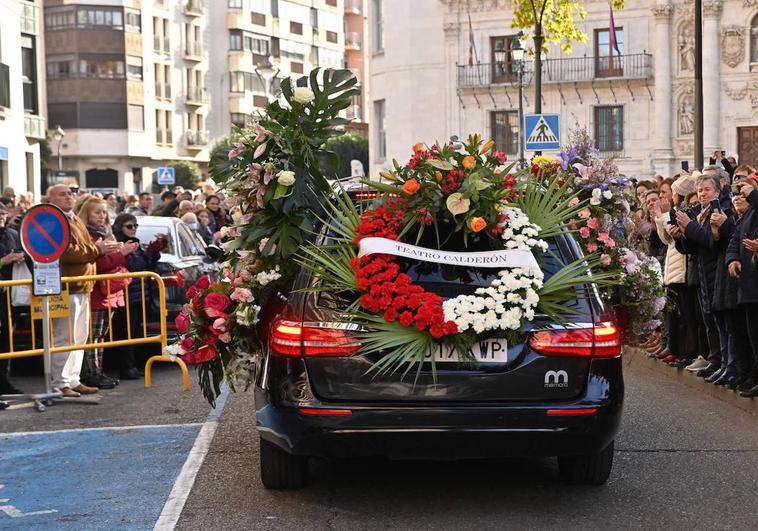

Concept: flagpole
[[694, 0, 704, 170]]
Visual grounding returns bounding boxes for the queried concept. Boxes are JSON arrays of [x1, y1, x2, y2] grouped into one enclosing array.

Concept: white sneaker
[[685, 356, 709, 371]]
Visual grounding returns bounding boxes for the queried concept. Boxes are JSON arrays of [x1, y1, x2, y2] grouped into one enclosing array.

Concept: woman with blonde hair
[[77, 198, 139, 387]]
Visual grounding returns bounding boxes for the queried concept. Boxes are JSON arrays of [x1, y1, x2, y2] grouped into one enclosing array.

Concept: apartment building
[[0, 0, 46, 199], [43, 0, 211, 194], [369, 0, 758, 179], [207, 0, 346, 137], [344, 0, 368, 136]]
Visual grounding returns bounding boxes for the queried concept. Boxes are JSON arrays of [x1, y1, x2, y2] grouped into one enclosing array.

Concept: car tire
[[558, 440, 614, 485], [259, 437, 308, 489]]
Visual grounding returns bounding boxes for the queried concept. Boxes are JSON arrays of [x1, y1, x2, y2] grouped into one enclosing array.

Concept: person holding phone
[[672, 174, 735, 383], [112, 213, 168, 378], [709, 150, 734, 180]]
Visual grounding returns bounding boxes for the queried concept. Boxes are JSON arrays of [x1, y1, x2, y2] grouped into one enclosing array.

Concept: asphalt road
[[175, 360, 758, 531], [2, 360, 757, 530]]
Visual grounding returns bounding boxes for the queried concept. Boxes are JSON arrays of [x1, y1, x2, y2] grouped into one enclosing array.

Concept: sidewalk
[[624, 347, 758, 416]]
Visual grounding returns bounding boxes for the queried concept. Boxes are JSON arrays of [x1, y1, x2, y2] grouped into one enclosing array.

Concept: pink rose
[[175, 313, 191, 334], [587, 217, 598, 229], [579, 227, 591, 239], [586, 242, 598, 253], [231, 287, 254, 303], [569, 197, 580, 207], [579, 208, 591, 219], [180, 337, 195, 353], [210, 317, 228, 336], [601, 254, 612, 266], [204, 293, 231, 312]]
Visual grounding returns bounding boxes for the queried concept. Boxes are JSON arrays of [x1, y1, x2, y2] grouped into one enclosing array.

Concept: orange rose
[[402, 178, 421, 195], [462, 156, 476, 169], [469, 217, 487, 233], [412, 142, 426, 155]]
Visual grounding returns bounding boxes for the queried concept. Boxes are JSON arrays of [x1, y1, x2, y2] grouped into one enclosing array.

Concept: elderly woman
[[112, 213, 168, 377], [671, 174, 735, 385], [78, 198, 139, 388]]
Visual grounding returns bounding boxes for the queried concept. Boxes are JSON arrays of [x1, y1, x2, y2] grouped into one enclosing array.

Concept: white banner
[[357, 237, 540, 269]]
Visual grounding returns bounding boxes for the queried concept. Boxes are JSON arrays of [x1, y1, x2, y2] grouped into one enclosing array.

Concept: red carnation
[[186, 286, 199, 300], [204, 293, 231, 312]]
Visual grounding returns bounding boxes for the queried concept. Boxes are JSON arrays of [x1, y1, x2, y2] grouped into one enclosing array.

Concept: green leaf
[[427, 159, 454, 171]]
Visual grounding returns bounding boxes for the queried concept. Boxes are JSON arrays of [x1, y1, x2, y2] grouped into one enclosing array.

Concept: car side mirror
[[205, 244, 224, 262]]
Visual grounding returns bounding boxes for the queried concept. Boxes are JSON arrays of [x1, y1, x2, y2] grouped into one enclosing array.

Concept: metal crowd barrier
[[0, 271, 189, 410]]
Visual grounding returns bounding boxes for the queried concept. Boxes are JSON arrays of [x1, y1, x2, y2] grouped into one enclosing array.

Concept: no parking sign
[[20, 204, 71, 296]]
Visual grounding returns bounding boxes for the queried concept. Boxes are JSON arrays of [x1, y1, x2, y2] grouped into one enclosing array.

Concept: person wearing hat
[[726, 175, 758, 396], [651, 174, 696, 366]]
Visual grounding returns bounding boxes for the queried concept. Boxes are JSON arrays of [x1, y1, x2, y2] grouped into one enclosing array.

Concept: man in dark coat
[[672, 174, 734, 382], [0, 208, 26, 396]]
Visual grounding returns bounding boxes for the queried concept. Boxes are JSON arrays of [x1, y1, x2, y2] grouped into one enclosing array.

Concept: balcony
[[345, 32, 361, 51], [186, 129, 209, 148], [345, 0, 362, 15], [153, 35, 170, 54], [24, 114, 46, 140], [20, 2, 39, 35], [155, 82, 172, 100], [185, 1, 204, 17], [457, 53, 653, 89], [185, 87, 209, 106], [184, 41, 204, 61]]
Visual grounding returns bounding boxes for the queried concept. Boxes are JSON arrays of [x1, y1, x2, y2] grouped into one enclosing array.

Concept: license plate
[[425, 339, 508, 363]]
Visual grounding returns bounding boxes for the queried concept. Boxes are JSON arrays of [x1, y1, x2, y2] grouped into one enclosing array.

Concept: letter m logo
[[544, 370, 568, 385]]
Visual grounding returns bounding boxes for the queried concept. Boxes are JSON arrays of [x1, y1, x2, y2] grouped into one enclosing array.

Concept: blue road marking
[[0, 425, 200, 530]]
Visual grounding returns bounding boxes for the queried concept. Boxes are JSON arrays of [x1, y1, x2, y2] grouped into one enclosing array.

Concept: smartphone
[[681, 161, 689, 172], [709, 198, 721, 212], [668, 208, 677, 225], [721, 150, 726, 157]]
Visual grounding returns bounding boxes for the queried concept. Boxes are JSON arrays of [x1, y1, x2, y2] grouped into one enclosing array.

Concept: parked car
[[253, 199, 623, 489], [134, 217, 223, 341]]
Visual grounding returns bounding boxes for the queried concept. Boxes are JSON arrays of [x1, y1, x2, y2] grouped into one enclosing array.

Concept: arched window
[[752, 14, 758, 63]]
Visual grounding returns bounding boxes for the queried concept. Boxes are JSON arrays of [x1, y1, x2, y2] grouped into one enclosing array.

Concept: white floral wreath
[[442, 205, 546, 334]]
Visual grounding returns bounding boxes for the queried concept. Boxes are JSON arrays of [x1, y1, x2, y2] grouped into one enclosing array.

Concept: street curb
[[624, 347, 758, 416]]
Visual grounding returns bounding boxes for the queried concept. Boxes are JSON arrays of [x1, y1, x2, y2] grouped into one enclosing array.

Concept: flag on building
[[467, 13, 478, 66], [609, 4, 621, 55]]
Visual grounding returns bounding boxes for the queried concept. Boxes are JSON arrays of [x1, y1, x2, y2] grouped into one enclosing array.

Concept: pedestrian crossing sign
[[157, 166, 175, 185], [524, 114, 560, 151]]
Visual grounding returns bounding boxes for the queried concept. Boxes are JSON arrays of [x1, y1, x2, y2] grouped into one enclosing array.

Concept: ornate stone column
[[652, 2, 674, 175], [702, 0, 723, 155]]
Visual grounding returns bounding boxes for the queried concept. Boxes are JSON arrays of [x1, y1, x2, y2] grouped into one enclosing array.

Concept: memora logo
[[544, 370, 569, 388]]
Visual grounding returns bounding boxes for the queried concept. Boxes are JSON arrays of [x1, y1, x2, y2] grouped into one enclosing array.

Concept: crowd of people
[[632, 151, 758, 398], [0, 181, 233, 406]]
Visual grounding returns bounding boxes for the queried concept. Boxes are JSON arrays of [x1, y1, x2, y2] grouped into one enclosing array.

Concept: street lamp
[[52, 125, 65, 172], [254, 56, 280, 101], [509, 33, 527, 168]]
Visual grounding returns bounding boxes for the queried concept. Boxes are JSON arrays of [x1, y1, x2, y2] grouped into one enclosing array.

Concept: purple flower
[[558, 146, 577, 170]]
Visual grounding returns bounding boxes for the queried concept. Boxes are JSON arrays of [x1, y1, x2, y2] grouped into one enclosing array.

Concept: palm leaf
[[516, 174, 585, 239]]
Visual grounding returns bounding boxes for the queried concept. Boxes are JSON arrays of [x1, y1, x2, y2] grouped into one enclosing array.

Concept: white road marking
[[0, 423, 203, 438], [153, 387, 230, 531], [0, 484, 57, 518]]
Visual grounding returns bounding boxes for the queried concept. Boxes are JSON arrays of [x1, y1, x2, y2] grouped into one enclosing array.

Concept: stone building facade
[[369, 0, 758, 179]]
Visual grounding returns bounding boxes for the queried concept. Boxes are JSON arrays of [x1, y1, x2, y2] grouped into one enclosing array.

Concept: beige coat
[[655, 213, 686, 285]]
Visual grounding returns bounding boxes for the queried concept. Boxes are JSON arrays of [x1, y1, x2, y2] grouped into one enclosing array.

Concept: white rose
[[293, 87, 315, 105], [277, 170, 296, 186]]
